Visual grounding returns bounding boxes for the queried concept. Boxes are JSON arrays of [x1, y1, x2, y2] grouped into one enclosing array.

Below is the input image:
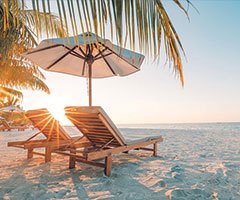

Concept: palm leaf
[[0, 86, 23, 108], [3, 0, 194, 85], [0, 1, 63, 97]]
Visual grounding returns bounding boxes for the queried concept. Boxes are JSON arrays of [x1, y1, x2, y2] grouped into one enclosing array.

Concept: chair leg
[[69, 148, 76, 169], [27, 148, 33, 159], [45, 146, 52, 163], [104, 154, 112, 176], [153, 143, 158, 157]]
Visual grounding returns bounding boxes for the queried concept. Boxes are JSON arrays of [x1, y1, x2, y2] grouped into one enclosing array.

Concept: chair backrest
[[1, 120, 11, 129], [25, 108, 71, 141], [65, 106, 126, 147]]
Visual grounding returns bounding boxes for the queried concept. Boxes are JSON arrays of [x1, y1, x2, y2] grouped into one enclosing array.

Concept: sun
[[47, 106, 65, 122], [46, 97, 71, 125]]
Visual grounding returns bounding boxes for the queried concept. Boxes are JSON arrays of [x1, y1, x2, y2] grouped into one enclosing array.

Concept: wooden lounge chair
[[0, 124, 6, 131], [0, 119, 27, 131], [61, 106, 163, 176], [0, 119, 11, 131], [8, 108, 91, 162]]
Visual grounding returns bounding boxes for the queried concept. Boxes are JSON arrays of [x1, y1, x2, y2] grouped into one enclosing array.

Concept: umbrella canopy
[[0, 105, 24, 112], [23, 32, 145, 106]]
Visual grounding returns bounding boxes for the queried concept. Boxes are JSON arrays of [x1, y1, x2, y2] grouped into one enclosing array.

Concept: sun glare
[[46, 99, 71, 125], [47, 106, 65, 121]]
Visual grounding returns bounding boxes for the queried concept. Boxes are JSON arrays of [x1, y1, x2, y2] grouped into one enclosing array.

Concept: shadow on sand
[[0, 153, 167, 200]]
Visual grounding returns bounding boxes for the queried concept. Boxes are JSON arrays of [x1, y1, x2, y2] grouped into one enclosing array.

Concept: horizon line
[[62, 121, 240, 126]]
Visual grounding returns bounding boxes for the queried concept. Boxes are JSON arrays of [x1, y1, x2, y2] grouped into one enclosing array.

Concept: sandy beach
[[0, 124, 240, 200], [1, 0, 240, 199]]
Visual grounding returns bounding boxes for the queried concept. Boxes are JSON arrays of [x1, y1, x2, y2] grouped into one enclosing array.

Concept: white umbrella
[[0, 105, 24, 112], [23, 32, 145, 106]]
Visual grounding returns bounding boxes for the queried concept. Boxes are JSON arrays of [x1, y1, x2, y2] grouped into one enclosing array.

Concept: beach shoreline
[[1, 124, 240, 199]]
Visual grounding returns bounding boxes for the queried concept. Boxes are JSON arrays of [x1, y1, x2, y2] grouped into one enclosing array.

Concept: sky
[[22, 1, 240, 125]]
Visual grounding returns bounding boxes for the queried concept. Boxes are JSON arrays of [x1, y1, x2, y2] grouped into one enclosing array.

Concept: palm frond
[[2, 0, 194, 85], [22, 10, 67, 38], [0, 1, 55, 96], [0, 58, 50, 93], [0, 86, 23, 108], [0, 86, 23, 99]]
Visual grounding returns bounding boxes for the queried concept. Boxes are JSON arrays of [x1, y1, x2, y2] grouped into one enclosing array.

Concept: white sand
[[0, 124, 240, 199]]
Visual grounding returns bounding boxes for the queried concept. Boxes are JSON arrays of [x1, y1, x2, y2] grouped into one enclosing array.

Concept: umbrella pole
[[88, 63, 92, 107]]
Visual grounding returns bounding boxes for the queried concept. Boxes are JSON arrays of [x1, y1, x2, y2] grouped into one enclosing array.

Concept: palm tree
[[0, 87, 22, 108], [0, 1, 65, 106], [2, 0, 194, 86]]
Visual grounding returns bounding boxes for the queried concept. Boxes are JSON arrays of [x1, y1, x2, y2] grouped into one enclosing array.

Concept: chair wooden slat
[[26, 108, 71, 141], [8, 108, 92, 163]]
